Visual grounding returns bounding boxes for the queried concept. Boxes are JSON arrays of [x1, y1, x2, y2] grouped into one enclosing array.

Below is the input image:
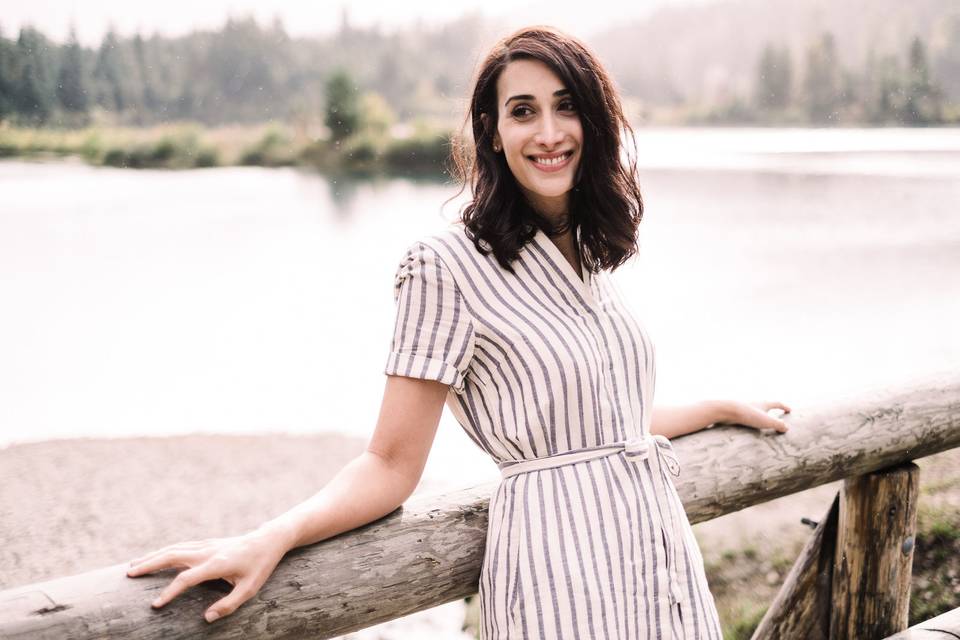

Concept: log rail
[[1, 373, 958, 639]]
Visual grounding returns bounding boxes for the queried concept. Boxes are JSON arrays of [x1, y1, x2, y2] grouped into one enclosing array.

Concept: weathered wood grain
[[1, 373, 957, 639], [0, 485, 491, 640], [830, 463, 920, 640], [676, 372, 960, 525], [882, 606, 960, 638], [751, 494, 839, 640]]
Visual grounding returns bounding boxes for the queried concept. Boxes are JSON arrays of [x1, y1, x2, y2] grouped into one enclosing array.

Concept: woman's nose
[[534, 113, 565, 147]]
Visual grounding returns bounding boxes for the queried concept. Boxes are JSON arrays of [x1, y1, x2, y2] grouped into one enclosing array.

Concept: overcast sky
[[1, 0, 717, 46]]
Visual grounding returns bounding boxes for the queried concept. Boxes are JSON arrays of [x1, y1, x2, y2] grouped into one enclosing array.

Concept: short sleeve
[[384, 241, 477, 394]]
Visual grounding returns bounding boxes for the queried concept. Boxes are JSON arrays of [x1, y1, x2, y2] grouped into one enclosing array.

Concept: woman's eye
[[510, 101, 575, 118]]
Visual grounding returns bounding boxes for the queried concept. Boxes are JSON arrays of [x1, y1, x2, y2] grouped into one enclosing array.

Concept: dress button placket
[[623, 434, 686, 610], [669, 577, 684, 605]]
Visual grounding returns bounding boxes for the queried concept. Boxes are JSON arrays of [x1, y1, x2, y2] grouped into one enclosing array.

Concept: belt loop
[[623, 435, 651, 460], [623, 433, 681, 477], [654, 437, 682, 477]]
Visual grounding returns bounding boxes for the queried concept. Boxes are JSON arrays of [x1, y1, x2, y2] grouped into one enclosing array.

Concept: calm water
[[2, 127, 959, 489]]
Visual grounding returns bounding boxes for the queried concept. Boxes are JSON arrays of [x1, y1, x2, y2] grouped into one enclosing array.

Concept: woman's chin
[[521, 182, 574, 202]]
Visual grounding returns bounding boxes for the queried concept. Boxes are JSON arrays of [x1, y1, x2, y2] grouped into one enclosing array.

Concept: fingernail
[[205, 611, 220, 623], [152, 598, 162, 607]]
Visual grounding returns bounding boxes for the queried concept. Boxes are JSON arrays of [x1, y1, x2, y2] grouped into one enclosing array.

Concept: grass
[[0, 123, 224, 168], [910, 504, 960, 624], [722, 601, 768, 640], [0, 121, 453, 175], [705, 523, 960, 638]]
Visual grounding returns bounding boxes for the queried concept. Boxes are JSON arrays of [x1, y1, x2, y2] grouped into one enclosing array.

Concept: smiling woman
[[420, 26, 734, 639], [125, 24, 790, 639], [490, 60, 583, 223], [449, 25, 646, 280]]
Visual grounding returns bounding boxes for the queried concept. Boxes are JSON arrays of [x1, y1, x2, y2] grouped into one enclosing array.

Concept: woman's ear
[[480, 113, 500, 151]]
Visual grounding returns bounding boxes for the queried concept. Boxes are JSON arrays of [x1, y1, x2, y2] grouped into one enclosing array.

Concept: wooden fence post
[[751, 494, 839, 640], [830, 462, 920, 640]]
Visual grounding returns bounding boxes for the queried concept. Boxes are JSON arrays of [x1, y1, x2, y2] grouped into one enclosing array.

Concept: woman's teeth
[[532, 152, 571, 166]]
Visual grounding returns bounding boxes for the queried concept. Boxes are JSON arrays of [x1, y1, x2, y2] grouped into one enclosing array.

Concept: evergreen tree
[[132, 34, 160, 122], [56, 27, 89, 116], [92, 29, 133, 116], [14, 27, 57, 125], [901, 35, 944, 124], [204, 17, 290, 123], [863, 52, 906, 124], [753, 43, 792, 111], [801, 32, 843, 124], [324, 68, 359, 143], [0, 26, 16, 120], [932, 14, 960, 106], [838, 69, 859, 109]]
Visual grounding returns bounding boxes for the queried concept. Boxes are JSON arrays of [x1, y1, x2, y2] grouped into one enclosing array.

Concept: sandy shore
[[0, 433, 371, 590], [0, 433, 474, 639]]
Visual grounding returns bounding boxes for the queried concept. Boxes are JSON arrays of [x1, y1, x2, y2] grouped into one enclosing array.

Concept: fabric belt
[[496, 433, 687, 606], [498, 433, 681, 480]]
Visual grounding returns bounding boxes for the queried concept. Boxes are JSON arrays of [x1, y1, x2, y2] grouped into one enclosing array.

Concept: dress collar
[[531, 226, 595, 305]]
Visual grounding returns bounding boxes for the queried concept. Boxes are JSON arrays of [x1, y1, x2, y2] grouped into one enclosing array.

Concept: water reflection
[[1, 129, 958, 490]]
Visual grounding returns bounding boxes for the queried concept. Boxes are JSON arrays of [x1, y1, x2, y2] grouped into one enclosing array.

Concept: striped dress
[[384, 222, 723, 639]]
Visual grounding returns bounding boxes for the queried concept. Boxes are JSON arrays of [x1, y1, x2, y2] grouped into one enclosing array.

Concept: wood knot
[[901, 536, 915, 555]]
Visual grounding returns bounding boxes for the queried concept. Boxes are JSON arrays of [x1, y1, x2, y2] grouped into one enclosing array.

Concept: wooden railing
[[883, 605, 960, 638], [1, 372, 958, 639]]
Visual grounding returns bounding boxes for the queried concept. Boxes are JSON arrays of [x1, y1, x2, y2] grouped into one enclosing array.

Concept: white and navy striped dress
[[385, 222, 723, 639]]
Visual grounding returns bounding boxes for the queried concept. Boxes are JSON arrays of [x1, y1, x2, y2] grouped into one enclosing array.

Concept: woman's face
[[491, 58, 583, 217]]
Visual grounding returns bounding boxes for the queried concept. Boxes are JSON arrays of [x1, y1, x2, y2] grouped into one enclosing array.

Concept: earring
[[493, 142, 501, 152]]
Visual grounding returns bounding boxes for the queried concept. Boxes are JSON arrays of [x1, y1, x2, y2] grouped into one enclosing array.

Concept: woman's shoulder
[[402, 221, 484, 266]]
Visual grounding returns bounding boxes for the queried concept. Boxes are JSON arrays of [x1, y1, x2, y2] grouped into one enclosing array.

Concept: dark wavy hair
[[448, 25, 643, 274]]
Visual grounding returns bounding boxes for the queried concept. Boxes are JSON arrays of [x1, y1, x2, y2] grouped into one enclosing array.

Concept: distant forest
[[0, 0, 957, 130]]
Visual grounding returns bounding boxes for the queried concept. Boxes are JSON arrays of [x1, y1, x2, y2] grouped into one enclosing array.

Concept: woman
[[127, 25, 790, 638]]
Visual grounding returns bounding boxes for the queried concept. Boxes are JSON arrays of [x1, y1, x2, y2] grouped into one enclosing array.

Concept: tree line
[[0, 15, 953, 129], [0, 14, 484, 128], [749, 33, 946, 125]]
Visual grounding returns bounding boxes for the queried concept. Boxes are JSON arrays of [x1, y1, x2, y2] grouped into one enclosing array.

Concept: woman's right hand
[[126, 526, 291, 623]]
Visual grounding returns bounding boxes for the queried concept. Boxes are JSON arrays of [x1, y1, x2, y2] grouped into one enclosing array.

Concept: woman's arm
[[128, 374, 449, 622], [649, 401, 730, 439], [258, 375, 449, 550], [650, 399, 791, 439]]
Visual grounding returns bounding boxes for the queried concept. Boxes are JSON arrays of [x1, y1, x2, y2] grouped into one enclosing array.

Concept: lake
[[2, 126, 959, 490]]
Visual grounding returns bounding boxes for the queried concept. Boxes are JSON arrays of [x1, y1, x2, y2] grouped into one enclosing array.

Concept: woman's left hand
[[714, 400, 791, 433]]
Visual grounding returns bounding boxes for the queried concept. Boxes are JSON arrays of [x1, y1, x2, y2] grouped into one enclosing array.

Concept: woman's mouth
[[528, 151, 574, 173]]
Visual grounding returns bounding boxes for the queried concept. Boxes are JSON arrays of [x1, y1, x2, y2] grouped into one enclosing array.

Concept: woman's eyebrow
[[504, 88, 571, 107]]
